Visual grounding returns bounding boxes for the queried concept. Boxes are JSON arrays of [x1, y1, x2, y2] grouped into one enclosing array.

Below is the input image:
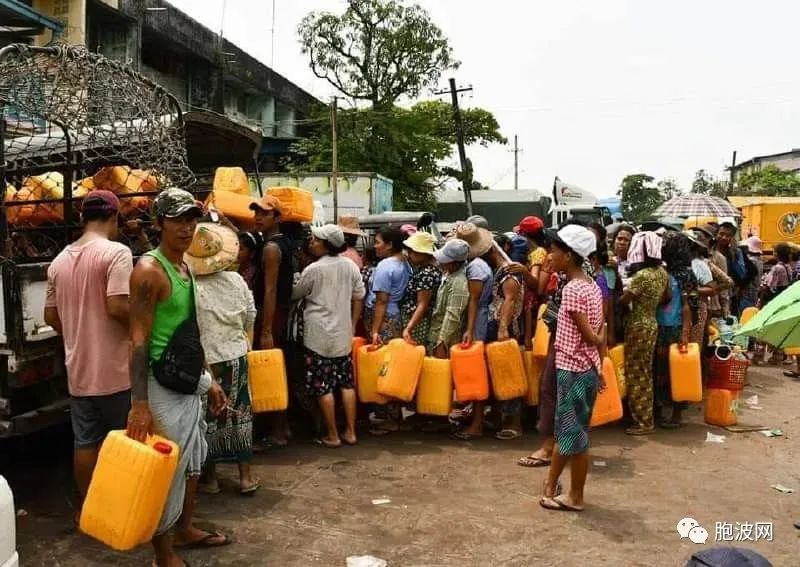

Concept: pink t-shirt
[[46, 237, 133, 396], [341, 247, 364, 269]]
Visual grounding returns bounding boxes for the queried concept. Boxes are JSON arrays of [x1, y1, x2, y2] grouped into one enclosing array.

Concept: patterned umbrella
[[654, 194, 739, 218]]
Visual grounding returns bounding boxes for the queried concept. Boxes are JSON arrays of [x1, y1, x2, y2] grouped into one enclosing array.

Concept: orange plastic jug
[[785, 346, 800, 356], [416, 357, 453, 416], [669, 343, 703, 402], [523, 350, 542, 406], [704, 388, 738, 426], [357, 345, 388, 404], [740, 307, 759, 327], [213, 167, 251, 196], [93, 166, 157, 217], [590, 358, 623, 427], [450, 341, 490, 402], [80, 430, 179, 551], [532, 304, 550, 359], [248, 349, 289, 412], [266, 186, 314, 222], [351, 337, 368, 384], [377, 338, 425, 401], [205, 190, 256, 229], [486, 339, 528, 400], [608, 345, 626, 398]]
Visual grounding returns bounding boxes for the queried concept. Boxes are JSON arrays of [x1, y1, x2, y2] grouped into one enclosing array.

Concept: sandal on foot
[[518, 455, 551, 467], [340, 434, 358, 446], [451, 430, 480, 441], [539, 495, 583, 512], [197, 482, 221, 495], [495, 428, 522, 441], [240, 480, 260, 495], [174, 531, 231, 549], [783, 371, 800, 378], [314, 438, 342, 448], [625, 426, 655, 436], [659, 420, 682, 430]]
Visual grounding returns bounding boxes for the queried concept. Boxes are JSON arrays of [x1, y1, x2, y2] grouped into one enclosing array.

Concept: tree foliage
[[657, 178, 681, 201], [298, 0, 458, 108], [618, 173, 664, 223], [286, 100, 505, 208], [735, 165, 800, 196], [692, 169, 728, 198]]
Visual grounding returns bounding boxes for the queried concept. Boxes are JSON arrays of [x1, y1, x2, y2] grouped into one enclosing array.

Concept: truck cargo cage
[[0, 42, 196, 263]]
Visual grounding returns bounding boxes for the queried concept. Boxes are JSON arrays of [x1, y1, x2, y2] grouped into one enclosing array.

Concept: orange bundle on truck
[[728, 196, 800, 253]]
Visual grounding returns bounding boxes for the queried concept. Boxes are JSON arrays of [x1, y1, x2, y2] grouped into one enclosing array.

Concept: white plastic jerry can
[[0, 476, 19, 567]]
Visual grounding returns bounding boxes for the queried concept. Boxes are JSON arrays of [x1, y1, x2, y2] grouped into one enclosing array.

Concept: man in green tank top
[[127, 188, 230, 567]]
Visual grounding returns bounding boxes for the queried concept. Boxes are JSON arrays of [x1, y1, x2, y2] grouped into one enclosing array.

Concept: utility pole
[[331, 96, 339, 222], [512, 134, 522, 190], [435, 78, 474, 216], [729, 150, 737, 195]]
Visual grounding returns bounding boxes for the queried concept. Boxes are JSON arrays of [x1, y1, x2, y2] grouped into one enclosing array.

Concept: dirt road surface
[[3, 364, 798, 566]]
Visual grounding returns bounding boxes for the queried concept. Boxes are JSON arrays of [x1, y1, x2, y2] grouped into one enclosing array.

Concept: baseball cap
[[551, 225, 596, 259], [518, 216, 544, 236], [152, 188, 203, 218], [311, 224, 345, 248], [433, 238, 469, 264], [81, 190, 120, 215], [465, 215, 490, 229], [249, 194, 283, 215]]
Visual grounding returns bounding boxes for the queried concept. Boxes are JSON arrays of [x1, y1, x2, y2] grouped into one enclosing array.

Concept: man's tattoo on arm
[[130, 279, 155, 402]]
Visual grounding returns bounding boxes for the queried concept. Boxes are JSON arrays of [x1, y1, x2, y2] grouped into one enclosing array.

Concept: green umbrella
[[735, 281, 800, 347]]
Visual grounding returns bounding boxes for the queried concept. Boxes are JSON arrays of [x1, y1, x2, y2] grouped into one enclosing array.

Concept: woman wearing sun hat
[[187, 222, 259, 495], [401, 232, 442, 345]]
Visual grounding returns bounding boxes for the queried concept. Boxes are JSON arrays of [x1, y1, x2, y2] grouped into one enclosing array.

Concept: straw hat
[[454, 222, 493, 259], [185, 222, 240, 276], [683, 229, 708, 251], [404, 231, 437, 256], [337, 214, 365, 236]]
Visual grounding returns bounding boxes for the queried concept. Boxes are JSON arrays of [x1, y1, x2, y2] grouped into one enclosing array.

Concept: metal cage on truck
[[0, 43, 195, 436]]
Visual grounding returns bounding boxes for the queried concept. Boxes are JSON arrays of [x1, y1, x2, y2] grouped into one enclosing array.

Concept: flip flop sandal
[[451, 430, 480, 441], [625, 426, 655, 436], [539, 495, 583, 512], [518, 456, 551, 467], [314, 438, 342, 448], [240, 480, 260, 496], [495, 429, 522, 441], [368, 427, 392, 437], [783, 371, 800, 378], [174, 531, 231, 549], [340, 435, 358, 446]]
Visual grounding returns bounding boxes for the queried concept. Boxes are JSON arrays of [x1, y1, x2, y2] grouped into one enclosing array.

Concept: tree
[[735, 165, 800, 196], [618, 174, 664, 223], [657, 178, 681, 201], [691, 169, 727, 198], [298, 0, 458, 108], [286, 100, 504, 208]]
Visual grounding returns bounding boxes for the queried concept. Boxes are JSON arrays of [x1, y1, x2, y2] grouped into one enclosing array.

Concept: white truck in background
[[257, 173, 394, 222], [551, 177, 613, 226]]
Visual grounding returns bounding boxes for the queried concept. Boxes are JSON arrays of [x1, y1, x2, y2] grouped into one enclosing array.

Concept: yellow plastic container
[[357, 345, 388, 404], [523, 350, 542, 406], [486, 339, 528, 400], [708, 325, 720, 345], [416, 357, 453, 416], [608, 345, 626, 398], [267, 186, 314, 222], [248, 349, 289, 412], [532, 304, 550, 359], [377, 338, 425, 402], [785, 346, 800, 356], [80, 430, 179, 551], [450, 342, 490, 402], [206, 190, 256, 229], [739, 307, 759, 327], [351, 337, 367, 384], [704, 388, 738, 427], [669, 343, 703, 402], [590, 358, 623, 427], [213, 167, 251, 196]]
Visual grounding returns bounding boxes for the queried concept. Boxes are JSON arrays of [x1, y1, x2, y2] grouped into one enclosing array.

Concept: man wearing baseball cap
[[127, 187, 230, 563], [45, 190, 133, 511], [540, 224, 605, 513], [428, 239, 471, 358]]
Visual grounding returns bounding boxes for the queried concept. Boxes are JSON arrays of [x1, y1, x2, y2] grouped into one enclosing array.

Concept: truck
[[0, 44, 199, 437], [727, 196, 800, 253], [436, 189, 551, 231], [257, 173, 393, 222], [551, 177, 613, 227]]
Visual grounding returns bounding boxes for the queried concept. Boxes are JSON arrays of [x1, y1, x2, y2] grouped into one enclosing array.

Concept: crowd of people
[[44, 186, 795, 565]]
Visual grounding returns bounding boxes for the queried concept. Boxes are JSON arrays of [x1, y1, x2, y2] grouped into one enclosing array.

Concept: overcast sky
[[169, 0, 800, 198]]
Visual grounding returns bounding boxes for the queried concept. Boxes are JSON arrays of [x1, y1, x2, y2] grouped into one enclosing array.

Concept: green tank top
[[146, 248, 195, 363]]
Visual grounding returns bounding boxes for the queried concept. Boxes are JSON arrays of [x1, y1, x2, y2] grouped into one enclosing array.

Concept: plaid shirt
[[427, 266, 470, 349], [554, 278, 603, 373]]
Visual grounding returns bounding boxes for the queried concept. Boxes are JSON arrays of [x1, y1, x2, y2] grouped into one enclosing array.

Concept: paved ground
[[3, 364, 799, 566]]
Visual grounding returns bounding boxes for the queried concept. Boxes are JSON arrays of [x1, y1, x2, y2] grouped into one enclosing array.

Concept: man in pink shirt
[[44, 190, 133, 503]]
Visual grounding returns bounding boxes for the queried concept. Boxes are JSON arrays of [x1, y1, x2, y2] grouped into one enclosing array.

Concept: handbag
[[152, 313, 205, 394]]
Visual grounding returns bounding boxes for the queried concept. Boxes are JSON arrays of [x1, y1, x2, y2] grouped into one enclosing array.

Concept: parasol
[[654, 194, 739, 218]]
